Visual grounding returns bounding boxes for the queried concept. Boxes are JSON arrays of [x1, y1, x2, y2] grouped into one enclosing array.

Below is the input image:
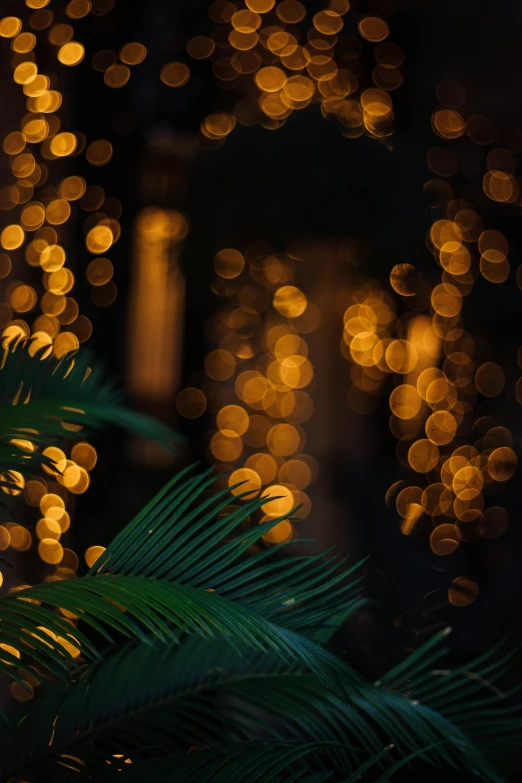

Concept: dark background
[[66, 0, 522, 678]]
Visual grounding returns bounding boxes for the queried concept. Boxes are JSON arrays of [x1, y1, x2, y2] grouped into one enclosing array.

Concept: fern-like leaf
[[3, 633, 517, 783], [89, 466, 364, 635], [89, 742, 401, 783], [0, 343, 177, 496]]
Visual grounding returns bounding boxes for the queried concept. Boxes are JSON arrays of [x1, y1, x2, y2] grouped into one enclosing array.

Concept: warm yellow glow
[[119, 42, 147, 65], [0, 17, 22, 37], [229, 468, 262, 496], [127, 208, 187, 404], [38, 538, 63, 564], [57, 41, 85, 65], [85, 545, 106, 568], [66, 0, 92, 18], [160, 62, 190, 87], [86, 225, 113, 254], [50, 132, 77, 157], [1, 225, 24, 250]]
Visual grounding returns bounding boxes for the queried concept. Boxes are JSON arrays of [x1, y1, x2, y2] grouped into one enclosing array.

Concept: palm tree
[[0, 344, 520, 782]]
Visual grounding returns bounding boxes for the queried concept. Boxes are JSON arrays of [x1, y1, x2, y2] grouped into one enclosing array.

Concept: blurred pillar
[[126, 206, 188, 463]]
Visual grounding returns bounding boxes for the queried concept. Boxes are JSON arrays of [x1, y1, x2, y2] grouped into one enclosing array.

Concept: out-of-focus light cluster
[[360, 79, 521, 615], [0, 2, 120, 338], [177, 243, 321, 544], [0, 439, 98, 685], [0, 1, 120, 619], [90, 20, 147, 88], [0, 432, 101, 696], [163, 0, 403, 143], [337, 280, 398, 415]]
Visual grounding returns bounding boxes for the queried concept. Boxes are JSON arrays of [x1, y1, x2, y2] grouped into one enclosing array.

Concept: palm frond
[[360, 744, 445, 783], [218, 656, 509, 781], [85, 741, 431, 783], [89, 466, 364, 635], [0, 343, 177, 488], [90, 741, 346, 783], [0, 574, 352, 695], [2, 638, 298, 776], [380, 631, 522, 776], [1, 461, 518, 783], [4, 632, 517, 783]]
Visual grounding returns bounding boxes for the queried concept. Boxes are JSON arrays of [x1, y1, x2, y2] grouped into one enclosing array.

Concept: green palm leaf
[[380, 632, 521, 777], [212, 655, 512, 782], [0, 574, 353, 694], [87, 741, 432, 783], [1, 451, 517, 783], [89, 466, 364, 635], [2, 639, 296, 775], [91, 741, 344, 783], [0, 343, 177, 493], [2, 637, 361, 779], [4, 632, 516, 783]]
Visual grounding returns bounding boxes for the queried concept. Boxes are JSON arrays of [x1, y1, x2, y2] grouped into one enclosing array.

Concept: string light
[[194, 243, 320, 544], [0, 0, 518, 644], [0, 1, 111, 595]]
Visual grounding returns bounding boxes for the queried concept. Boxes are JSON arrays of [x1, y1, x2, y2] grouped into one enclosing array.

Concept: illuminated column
[[127, 207, 187, 427]]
